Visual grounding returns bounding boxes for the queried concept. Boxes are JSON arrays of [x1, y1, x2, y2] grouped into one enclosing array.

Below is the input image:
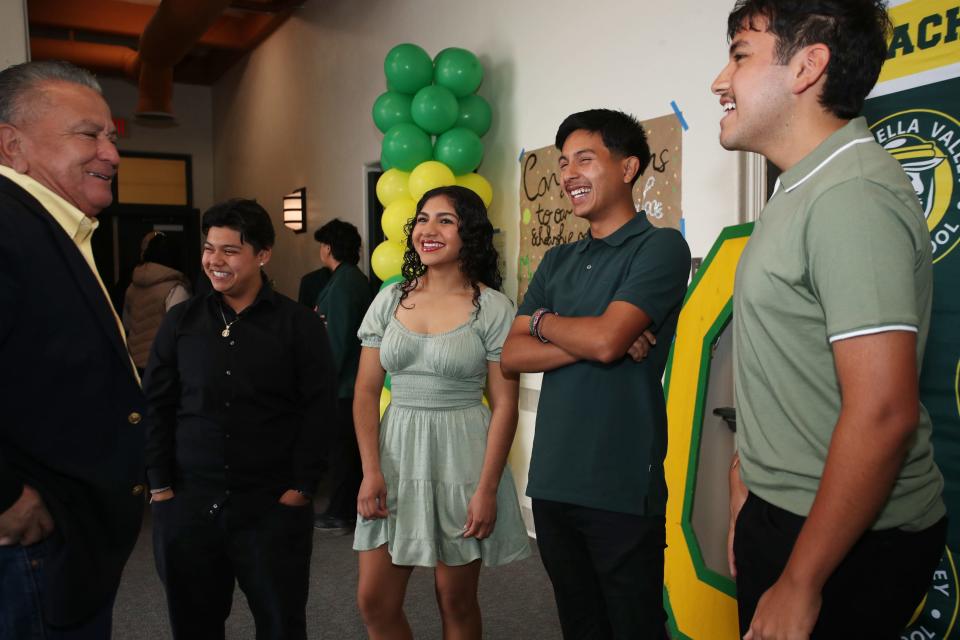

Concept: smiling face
[[411, 194, 463, 268], [558, 129, 634, 222], [711, 18, 794, 156], [202, 226, 271, 307], [9, 81, 119, 217]]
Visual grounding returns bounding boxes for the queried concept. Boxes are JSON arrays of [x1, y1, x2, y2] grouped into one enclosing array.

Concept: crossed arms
[[500, 300, 654, 375]]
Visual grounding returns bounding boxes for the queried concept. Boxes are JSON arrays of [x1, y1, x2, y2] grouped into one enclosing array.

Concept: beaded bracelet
[[531, 308, 556, 344], [534, 312, 553, 343], [529, 308, 550, 338]]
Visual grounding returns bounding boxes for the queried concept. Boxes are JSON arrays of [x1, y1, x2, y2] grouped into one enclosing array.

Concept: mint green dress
[[352, 284, 531, 567]]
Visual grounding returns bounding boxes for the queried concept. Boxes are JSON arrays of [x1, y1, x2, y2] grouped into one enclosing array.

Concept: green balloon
[[382, 123, 433, 172], [455, 94, 492, 137], [433, 48, 483, 97], [411, 85, 459, 135], [384, 43, 433, 95], [372, 91, 413, 133], [434, 127, 484, 175], [380, 154, 393, 171]]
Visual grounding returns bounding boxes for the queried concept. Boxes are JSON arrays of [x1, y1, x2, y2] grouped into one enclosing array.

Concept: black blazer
[[0, 175, 146, 627]]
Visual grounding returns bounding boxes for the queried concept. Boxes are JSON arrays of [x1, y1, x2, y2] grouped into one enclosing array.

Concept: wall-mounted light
[[283, 187, 307, 233]]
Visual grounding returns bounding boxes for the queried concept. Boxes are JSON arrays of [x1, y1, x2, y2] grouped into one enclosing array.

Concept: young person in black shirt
[[144, 198, 336, 640]]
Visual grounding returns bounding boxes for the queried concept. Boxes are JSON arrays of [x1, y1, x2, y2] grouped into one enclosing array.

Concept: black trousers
[[152, 491, 314, 640], [735, 492, 947, 639], [532, 499, 668, 640], [323, 397, 362, 521]]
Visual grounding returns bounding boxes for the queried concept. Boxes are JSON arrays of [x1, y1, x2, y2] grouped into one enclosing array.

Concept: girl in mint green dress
[[353, 186, 530, 639]]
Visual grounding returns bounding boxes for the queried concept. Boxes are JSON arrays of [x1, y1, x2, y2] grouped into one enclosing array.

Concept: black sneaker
[[313, 513, 355, 536]]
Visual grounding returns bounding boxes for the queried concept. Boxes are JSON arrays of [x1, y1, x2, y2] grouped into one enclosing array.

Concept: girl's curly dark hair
[[398, 185, 502, 311]]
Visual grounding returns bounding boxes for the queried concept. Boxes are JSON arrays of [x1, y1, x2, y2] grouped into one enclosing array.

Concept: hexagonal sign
[[663, 223, 752, 639]]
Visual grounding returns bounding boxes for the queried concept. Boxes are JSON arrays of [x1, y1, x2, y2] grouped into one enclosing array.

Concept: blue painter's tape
[[680, 218, 686, 237], [519, 148, 525, 163], [671, 101, 689, 131]]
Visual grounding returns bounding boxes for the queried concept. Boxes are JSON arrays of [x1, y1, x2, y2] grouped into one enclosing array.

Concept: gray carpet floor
[[113, 507, 562, 639]]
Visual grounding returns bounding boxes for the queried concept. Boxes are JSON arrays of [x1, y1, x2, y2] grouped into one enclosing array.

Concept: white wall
[[99, 77, 216, 214], [0, 0, 29, 69], [212, 0, 743, 298], [211, 0, 746, 526]]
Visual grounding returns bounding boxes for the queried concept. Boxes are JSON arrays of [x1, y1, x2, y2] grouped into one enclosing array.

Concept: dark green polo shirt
[[518, 213, 690, 515], [315, 263, 372, 399]]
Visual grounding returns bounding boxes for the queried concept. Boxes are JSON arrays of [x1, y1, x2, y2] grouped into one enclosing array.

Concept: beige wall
[[0, 0, 29, 69], [99, 77, 216, 214], [212, 0, 743, 300], [211, 0, 747, 526]]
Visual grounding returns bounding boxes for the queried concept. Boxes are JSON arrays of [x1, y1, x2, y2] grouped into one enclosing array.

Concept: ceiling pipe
[[30, 38, 139, 78], [29, 0, 298, 122], [134, 0, 235, 122]]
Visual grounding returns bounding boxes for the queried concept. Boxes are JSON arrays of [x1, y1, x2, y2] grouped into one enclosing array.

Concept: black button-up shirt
[[144, 280, 336, 500]]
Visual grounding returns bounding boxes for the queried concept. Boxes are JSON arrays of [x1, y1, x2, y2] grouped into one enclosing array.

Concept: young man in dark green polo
[[714, 1, 946, 637], [502, 109, 690, 639]]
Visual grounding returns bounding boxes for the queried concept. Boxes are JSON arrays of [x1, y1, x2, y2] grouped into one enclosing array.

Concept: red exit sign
[[113, 117, 128, 139]]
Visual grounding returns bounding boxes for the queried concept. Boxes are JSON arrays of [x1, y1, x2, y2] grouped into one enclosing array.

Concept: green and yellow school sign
[[866, 2, 960, 637], [663, 224, 751, 639]]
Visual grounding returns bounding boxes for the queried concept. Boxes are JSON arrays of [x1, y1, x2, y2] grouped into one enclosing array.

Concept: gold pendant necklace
[[219, 305, 239, 338]]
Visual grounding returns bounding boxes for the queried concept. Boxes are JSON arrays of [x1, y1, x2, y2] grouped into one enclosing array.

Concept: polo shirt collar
[[575, 212, 651, 253], [775, 117, 876, 195]]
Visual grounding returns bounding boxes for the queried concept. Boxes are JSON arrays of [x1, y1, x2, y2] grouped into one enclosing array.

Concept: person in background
[[312, 219, 372, 535], [354, 185, 530, 640], [713, 1, 946, 637], [123, 230, 191, 377], [298, 264, 331, 308], [144, 199, 336, 640], [0, 59, 145, 639]]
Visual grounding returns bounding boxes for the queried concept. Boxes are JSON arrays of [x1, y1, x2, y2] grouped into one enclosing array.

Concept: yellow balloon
[[455, 172, 493, 207], [370, 240, 406, 281], [408, 160, 456, 202], [380, 387, 392, 418], [382, 198, 415, 242], [376, 169, 411, 207]]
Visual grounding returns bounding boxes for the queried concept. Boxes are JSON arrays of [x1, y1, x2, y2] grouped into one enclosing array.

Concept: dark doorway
[[93, 151, 200, 313], [366, 165, 385, 290], [94, 204, 202, 314]]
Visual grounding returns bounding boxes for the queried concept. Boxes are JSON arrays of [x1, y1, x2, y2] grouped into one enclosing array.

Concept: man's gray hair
[[0, 60, 102, 125]]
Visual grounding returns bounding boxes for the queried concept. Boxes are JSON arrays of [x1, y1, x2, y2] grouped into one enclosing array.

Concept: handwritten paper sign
[[517, 113, 682, 302]]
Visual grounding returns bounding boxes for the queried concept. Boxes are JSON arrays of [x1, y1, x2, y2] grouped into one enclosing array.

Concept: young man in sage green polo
[[713, 1, 947, 638], [502, 109, 690, 639]]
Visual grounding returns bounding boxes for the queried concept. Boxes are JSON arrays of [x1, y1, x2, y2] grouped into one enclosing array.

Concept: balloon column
[[371, 43, 494, 286], [370, 43, 494, 416]]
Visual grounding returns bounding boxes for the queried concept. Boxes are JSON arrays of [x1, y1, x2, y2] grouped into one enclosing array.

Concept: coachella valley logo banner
[[862, 1, 960, 637]]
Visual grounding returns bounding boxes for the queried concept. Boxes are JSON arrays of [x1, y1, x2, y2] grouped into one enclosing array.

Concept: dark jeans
[[152, 491, 314, 640], [735, 492, 947, 639], [532, 499, 667, 640], [0, 539, 114, 640], [323, 397, 362, 521]]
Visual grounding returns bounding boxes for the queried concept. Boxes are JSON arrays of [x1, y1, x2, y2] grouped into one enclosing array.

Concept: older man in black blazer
[[0, 61, 145, 638]]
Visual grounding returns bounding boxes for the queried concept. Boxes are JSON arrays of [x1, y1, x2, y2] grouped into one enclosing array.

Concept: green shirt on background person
[[315, 262, 372, 399]]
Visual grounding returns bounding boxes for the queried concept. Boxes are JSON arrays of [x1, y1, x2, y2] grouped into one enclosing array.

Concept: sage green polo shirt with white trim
[[734, 117, 945, 531]]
